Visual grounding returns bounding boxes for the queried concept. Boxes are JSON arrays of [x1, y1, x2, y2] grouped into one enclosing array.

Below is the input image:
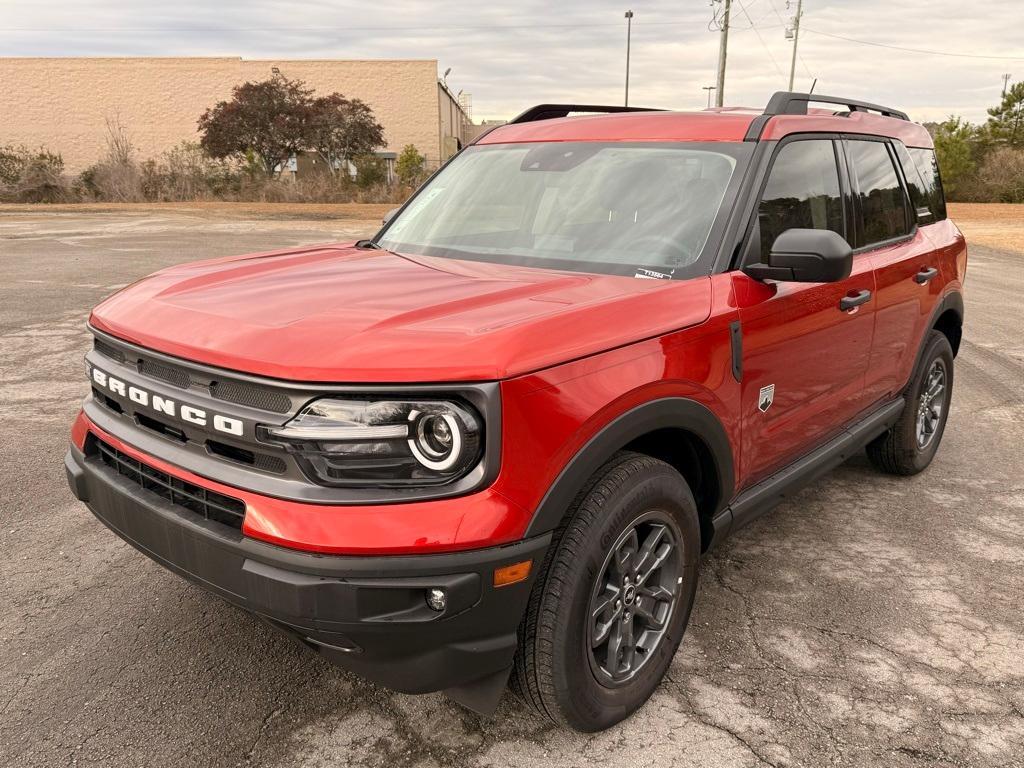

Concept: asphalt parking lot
[[1, 205, 1022, 767]]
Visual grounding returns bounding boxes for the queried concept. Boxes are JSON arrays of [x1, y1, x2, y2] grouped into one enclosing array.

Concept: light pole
[[787, 0, 803, 91], [703, 85, 717, 109], [714, 0, 731, 107], [624, 10, 634, 106]]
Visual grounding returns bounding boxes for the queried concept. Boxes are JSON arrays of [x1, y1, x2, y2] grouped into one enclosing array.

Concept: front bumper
[[65, 443, 549, 709]]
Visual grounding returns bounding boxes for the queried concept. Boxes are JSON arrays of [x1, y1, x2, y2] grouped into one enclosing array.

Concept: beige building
[[0, 57, 473, 174]]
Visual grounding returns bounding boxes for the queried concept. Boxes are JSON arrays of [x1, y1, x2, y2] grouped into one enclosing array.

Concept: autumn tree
[[198, 74, 314, 176], [306, 94, 385, 175]]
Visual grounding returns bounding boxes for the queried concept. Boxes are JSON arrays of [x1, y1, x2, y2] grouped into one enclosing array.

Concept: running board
[[710, 398, 905, 543]]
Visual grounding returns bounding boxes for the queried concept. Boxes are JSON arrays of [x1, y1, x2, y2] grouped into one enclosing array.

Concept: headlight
[[259, 398, 483, 487]]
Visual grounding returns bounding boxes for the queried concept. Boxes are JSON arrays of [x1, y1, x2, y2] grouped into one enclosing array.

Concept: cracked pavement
[[1, 207, 1022, 767]]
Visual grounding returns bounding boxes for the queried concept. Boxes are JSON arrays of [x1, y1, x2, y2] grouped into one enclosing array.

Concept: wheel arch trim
[[523, 398, 735, 538], [910, 291, 963, 389]]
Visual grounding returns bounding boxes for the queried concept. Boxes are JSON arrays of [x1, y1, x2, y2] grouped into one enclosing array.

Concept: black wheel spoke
[[639, 583, 674, 601], [633, 524, 667, 578], [591, 584, 620, 619], [620, 613, 636, 671], [605, 622, 624, 674], [632, 597, 664, 629], [610, 528, 639, 578], [593, 613, 618, 648]]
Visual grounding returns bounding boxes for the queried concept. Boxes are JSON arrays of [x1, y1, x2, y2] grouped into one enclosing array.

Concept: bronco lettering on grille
[[90, 366, 244, 436]]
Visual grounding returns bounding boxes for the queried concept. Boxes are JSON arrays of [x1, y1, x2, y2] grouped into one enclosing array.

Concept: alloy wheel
[[587, 511, 681, 687], [916, 359, 947, 449]]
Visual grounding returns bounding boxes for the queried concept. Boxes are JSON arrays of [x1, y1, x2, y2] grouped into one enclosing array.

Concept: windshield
[[378, 141, 750, 279]]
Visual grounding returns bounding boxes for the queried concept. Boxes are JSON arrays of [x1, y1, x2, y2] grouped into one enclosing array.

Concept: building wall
[[437, 82, 472, 162], [0, 58, 445, 173]]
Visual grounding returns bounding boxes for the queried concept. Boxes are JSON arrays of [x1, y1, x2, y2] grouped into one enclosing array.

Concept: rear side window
[[908, 147, 947, 222], [847, 140, 910, 246], [893, 143, 947, 225], [757, 139, 844, 257]]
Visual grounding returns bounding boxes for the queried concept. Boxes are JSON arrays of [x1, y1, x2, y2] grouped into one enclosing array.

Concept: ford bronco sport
[[66, 91, 965, 731]]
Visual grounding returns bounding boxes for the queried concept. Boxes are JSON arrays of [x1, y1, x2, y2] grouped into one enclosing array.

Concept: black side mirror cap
[[743, 228, 853, 283]]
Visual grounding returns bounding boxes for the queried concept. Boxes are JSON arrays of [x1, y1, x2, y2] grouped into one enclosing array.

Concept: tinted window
[[757, 139, 844, 257], [909, 147, 947, 222], [892, 142, 932, 223], [848, 140, 910, 246]]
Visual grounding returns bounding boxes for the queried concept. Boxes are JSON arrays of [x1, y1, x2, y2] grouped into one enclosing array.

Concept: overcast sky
[[4, 0, 1022, 123]]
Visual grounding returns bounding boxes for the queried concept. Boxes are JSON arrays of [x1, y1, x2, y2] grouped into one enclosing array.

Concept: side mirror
[[743, 228, 853, 283], [382, 207, 399, 226]]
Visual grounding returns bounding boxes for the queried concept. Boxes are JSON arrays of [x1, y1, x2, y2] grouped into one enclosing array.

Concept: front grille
[[138, 358, 191, 389], [210, 380, 292, 414], [90, 436, 246, 530], [93, 338, 126, 363]]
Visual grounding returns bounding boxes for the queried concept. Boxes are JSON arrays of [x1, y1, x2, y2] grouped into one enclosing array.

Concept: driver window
[[756, 139, 845, 259]]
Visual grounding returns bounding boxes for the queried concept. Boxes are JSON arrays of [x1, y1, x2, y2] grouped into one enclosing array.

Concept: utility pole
[[703, 85, 717, 109], [1002, 73, 1013, 98], [624, 10, 634, 106], [714, 0, 731, 107], [787, 0, 803, 91]]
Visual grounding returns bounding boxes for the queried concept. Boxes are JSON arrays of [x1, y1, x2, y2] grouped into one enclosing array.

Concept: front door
[[734, 137, 876, 486]]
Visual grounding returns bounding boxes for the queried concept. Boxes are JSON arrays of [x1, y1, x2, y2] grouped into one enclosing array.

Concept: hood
[[90, 245, 713, 382]]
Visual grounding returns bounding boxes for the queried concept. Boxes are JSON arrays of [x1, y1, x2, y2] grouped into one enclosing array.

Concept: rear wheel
[[866, 331, 954, 475], [511, 452, 700, 731]]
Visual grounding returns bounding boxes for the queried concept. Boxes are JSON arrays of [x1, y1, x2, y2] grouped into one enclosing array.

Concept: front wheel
[[511, 452, 701, 731], [866, 330, 955, 475]]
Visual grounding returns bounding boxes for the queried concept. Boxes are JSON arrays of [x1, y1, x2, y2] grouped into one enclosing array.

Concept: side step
[[710, 397, 905, 542]]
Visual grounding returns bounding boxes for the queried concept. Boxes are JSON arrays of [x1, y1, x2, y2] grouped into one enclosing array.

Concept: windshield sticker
[[634, 267, 673, 280]]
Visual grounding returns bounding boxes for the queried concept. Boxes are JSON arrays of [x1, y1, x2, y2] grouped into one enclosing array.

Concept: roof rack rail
[[763, 91, 909, 121], [509, 103, 664, 124]]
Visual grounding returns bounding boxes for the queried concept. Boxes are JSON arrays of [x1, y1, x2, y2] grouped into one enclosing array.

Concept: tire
[[511, 451, 701, 731], [866, 330, 954, 475]]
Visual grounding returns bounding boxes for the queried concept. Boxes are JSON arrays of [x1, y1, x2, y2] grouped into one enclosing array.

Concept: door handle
[[840, 289, 872, 311], [914, 267, 939, 284]]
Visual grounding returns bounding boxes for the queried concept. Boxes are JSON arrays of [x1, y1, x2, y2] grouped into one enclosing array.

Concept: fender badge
[[758, 384, 775, 413]]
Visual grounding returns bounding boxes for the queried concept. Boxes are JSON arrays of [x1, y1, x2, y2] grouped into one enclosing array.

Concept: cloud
[[4, 0, 1021, 122]]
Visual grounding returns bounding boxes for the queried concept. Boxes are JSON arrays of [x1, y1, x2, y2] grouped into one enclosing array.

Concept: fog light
[[426, 587, 447, 612]]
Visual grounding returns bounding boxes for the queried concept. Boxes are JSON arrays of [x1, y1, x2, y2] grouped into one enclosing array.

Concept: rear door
[[733, 136, 877, 486], [852, 138, 947, 397]]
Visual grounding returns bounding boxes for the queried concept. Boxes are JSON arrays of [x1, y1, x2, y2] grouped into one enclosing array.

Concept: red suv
[[66, 92, 965, 731]]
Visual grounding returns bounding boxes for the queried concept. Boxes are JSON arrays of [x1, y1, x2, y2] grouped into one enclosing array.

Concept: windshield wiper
[[354, 239, 382, 249]]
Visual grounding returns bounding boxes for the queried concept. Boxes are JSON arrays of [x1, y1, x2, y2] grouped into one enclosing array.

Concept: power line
[[802, 27, 1024, 61], [736, 0, 785, 78], [2, 19, 709, 33], [766, 0, 812, 78]]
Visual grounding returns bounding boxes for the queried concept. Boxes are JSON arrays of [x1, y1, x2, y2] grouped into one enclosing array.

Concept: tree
[[395, 144, 427, 186], [198, 74, 313, 177], [977, 146, 1024, 203], [985, 81, 1024, 148], [306, 94, 385, 175], [932, 117, 976, 198], [353, 154, 388, 188]]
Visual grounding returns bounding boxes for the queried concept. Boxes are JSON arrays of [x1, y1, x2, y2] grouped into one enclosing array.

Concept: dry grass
[[948, 203, 1024, 254], [2, 200, 1022, 254], [0, 200, 396, 221]]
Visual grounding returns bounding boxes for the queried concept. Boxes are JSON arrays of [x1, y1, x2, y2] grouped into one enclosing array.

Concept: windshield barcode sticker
[[634, 268, 673, 280]]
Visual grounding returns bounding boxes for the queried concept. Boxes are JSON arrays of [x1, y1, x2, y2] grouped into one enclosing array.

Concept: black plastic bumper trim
[[65, 444, 549, 705]]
